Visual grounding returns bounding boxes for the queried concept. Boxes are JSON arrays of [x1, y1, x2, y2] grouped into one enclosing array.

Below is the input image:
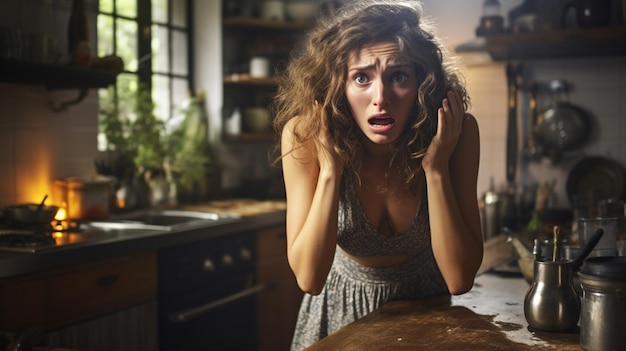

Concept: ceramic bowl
[[243, 107, 272, 133], [285, 1, 317, 22]]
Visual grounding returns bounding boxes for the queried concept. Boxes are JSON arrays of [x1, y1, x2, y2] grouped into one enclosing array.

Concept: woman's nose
[[372, 79, 387, 106]]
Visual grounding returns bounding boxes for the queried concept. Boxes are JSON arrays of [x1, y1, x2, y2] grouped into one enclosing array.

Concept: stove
[[0, 221, 91, 253]]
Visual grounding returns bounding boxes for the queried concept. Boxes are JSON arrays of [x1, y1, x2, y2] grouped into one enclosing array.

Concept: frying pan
[[534, 81, 591, 159]]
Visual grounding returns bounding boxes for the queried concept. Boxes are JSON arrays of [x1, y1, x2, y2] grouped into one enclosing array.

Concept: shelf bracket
[[50, 88, 89, 112]]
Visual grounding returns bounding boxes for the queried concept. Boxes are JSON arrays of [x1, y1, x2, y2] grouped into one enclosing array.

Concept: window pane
[[172, 77, 189, 118], [99, 0, 113, 14], [116, 18, 138, 72], [152, 0, 168, 24], [152, 24, 169, 74], [116, 0, 137, 18], [117, 73, 139, 121], [97, 14, 113, 56], [172, 30, 187, 76], [172, 0, 187, 28], [98, 87, 115, 151], [153, 75, 171, 121]]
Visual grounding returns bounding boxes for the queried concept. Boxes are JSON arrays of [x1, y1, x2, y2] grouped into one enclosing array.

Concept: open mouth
[[368, 117, 395, 128]]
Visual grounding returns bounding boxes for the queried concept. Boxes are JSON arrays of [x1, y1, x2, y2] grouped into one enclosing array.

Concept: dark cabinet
[[456, 27, 626, 61], [257, 225, 303, 351]]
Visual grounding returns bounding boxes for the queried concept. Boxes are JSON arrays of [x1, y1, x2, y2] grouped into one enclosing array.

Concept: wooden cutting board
[[177, 199, 286, 217]]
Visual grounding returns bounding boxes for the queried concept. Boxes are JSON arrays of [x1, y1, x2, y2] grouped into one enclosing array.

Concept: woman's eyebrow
[[348, 62, 411, 73]]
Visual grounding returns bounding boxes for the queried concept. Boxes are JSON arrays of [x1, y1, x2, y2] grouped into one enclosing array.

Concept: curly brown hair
[[272, 0, 468, 190]]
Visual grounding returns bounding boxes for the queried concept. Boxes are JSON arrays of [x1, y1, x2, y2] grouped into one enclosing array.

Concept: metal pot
[[3, 204, 59, 225], [579, 257, 626, 351], [533, 80, 591, 161]]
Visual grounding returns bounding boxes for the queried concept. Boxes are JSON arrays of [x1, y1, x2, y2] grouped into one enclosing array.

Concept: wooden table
[[305, 273, 581, 350]]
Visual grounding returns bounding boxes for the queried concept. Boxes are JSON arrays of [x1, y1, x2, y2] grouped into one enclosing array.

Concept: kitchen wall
[[423, 0, 626, 207], [1, 0, 625, 210], [0, 0, 100, 207]]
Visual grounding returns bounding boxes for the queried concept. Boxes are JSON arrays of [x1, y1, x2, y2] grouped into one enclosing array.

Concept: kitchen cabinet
[[222, 11, 312, 141], [456, 26, 626, 62], [256, 225, 303, 351], [0, 58, 119, 90], [0, 252, 157, 335]]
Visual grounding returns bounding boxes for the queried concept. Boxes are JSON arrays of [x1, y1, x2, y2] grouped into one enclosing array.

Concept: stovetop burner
[[0, 220, 83, 253], [0, 230, 56, 248]]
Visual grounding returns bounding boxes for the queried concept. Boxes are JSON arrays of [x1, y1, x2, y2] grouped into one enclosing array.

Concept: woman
[[272, 1, 483, 349]]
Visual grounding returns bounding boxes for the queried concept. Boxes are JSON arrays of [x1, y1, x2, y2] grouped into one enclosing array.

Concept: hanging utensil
[[522, 82, 543, 160], [505, 62, 522, 184]]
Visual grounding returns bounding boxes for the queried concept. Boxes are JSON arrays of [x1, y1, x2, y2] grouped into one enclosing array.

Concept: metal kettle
[[523, 257, 580, 332], [523, 226, 580, 332], [523, 226, 604, 332]]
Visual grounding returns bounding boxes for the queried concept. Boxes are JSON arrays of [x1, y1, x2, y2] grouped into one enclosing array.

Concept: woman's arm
[[423, 91, 483, 295], [281, 113, 345, 295]]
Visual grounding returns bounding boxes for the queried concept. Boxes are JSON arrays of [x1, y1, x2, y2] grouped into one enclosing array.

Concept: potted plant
[[98, 85, 217, 208], [98, 84, 167, 209]]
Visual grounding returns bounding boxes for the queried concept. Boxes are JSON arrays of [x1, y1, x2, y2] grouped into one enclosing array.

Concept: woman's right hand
[[315, 101, 345, 175]]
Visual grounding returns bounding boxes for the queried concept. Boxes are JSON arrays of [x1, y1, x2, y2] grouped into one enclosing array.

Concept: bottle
[[476, 0, 504, 36], [226, 107, 242, 136], [482, 0, 501, 17], [67, 0, 91, 65]]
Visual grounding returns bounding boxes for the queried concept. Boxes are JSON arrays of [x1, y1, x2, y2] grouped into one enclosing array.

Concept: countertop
[[305, 273, 581, 351], [0, 199, 286, 279]]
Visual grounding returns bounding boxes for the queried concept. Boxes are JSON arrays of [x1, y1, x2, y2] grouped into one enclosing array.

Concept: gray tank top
[[337, 173, 431, 257]]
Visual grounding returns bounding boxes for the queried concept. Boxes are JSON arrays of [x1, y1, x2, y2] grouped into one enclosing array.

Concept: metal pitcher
[[523, 258, 580, 332]]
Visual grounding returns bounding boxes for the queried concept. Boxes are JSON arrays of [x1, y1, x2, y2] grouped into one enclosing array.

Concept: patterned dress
[[290, 173, 449, 351]]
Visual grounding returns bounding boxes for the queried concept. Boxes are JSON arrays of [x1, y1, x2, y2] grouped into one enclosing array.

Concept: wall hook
[[50, 88, 89, 112]]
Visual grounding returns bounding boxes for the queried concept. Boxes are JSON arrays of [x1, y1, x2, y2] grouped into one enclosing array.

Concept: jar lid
[[580, 256, 626, 279]]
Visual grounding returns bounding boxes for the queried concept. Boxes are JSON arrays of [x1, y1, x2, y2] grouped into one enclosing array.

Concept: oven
[[158, 231, 264, 351]]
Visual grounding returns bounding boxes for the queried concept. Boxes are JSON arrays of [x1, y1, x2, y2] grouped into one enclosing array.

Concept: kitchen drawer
[[257, 225, 287, 261], [0, 252, 157, 332], [45, 252, 157, 328]]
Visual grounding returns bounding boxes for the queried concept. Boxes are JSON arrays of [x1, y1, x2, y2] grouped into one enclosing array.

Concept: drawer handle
[[97, 274, 119, 286]]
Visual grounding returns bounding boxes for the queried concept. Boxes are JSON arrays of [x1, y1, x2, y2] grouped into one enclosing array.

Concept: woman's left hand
[[422, 90, 464, 173]]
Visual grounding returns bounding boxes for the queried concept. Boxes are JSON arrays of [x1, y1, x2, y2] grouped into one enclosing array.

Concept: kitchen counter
[[305, 273, 581, 351], [0, 199, 286, 279]]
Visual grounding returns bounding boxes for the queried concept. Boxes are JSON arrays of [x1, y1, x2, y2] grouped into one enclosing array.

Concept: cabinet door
[[257, 225, 303, 351], [0, 252, 157, 333], [45, 252, 157, 328]]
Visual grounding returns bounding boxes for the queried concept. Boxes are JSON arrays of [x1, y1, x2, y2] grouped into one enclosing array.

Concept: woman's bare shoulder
[[281, 116, 315, 162]]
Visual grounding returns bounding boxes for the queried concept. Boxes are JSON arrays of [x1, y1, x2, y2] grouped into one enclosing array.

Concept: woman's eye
[[391, 72, 409, 83], [354, 74, 369, 85]]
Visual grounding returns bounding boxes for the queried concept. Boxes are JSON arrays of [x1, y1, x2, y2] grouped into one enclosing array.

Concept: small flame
[[55, 207, 67, 221]]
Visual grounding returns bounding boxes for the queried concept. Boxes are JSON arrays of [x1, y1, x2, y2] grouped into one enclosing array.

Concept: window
[[97, 0, 192, 151]]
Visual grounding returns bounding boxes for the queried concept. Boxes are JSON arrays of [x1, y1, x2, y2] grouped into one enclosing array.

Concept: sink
[[82, 210, 242, 233], [112, 210, 241, 226]]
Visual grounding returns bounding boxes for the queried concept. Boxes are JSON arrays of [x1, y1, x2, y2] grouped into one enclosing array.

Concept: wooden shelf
[[455, 26, 626, 61], [223, 16, 312, 31], [0, 58, 119, 89], [223, 75, 278, 85]]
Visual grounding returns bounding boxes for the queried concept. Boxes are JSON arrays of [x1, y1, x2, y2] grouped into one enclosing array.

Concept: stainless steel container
[[523, 259, 580, 332], [579, 257, 626, 351]]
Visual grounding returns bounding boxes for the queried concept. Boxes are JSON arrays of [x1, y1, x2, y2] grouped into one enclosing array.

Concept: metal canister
[[579, 256, 626, 351]]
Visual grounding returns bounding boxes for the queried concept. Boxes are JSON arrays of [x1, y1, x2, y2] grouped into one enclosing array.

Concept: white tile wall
[[0, 84, 99, 207]]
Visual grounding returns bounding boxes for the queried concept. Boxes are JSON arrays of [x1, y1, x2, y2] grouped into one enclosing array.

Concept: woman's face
[[345, 42, 418, 146]]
